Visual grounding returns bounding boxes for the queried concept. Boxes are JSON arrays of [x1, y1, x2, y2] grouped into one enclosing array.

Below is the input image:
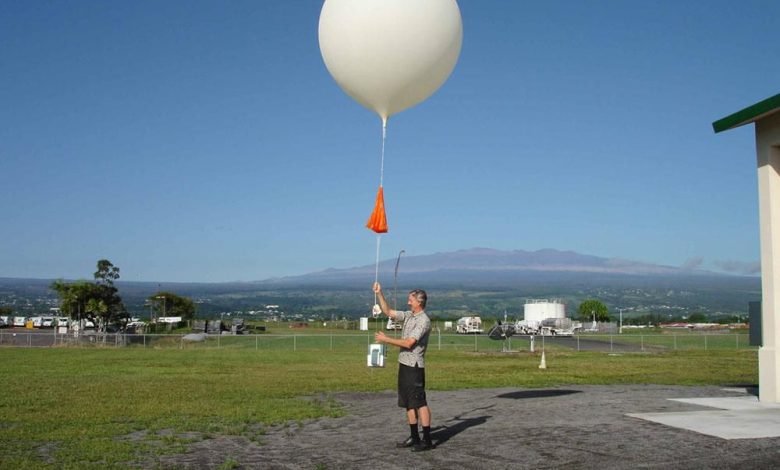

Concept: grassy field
[[0, 346, 758, 469], [3, 326, 749, 353]]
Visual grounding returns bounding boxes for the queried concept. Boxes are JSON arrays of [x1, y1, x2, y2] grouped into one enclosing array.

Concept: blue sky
[[2, 1, 778, 282]]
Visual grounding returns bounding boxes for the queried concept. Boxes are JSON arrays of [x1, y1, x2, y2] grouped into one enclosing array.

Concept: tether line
[[373, 119, 388, 307]]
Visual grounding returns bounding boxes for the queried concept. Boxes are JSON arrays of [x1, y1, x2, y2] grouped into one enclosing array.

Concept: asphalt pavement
[[157, 384, 780, 469]]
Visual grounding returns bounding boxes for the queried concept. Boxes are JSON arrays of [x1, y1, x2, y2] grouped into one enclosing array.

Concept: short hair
[[409, 289, 427, 309]]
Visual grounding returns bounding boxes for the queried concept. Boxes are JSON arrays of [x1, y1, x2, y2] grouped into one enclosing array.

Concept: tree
[[688, 312, 707, 323], [85, 298, 108, 329], [578, 299, 610, 322], [50, 259, 128, 331], [51, 280, 97, 318], [148, 291, 196, 320], [0, 306, 13, 316], [90, 259, 127, 328], [94, 259, 120, 286]]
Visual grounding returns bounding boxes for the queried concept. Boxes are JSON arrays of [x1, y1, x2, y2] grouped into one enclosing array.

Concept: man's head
[[407, 289, 427, 312]]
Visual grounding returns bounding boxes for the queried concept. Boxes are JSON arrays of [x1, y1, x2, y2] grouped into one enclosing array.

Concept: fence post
[[438, 329, 441, 351], [294, 335, 297, 352], [704, 334, 708, 351], [641, 335, 644, 352], [474, 333, 477, 352], [330, 335, 333, 351], [143, 334, 146, 348], [610, 334, 613, 352], [674, 334, 677, 350], [736, 334, 739, 349], [577, 335, 580, 352]]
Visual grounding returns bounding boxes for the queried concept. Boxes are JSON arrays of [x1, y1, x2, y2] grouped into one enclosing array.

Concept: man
[[373, 281, 434, 452]]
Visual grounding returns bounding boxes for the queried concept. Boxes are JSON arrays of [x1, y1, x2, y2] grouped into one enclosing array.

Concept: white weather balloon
[[318, 0, 463, 122]]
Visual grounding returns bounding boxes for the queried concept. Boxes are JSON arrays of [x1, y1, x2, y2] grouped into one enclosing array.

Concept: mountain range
[[0, 248, 760, 317], [263, 248, 730, 287]]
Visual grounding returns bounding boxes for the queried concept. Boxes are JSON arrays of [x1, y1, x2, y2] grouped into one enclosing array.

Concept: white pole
[[756, 114, 780, 403]]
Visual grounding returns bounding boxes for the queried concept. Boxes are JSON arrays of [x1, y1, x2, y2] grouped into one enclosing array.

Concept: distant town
[[0, 275, 757, 327]]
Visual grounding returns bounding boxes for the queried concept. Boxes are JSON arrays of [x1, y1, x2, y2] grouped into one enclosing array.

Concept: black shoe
[[411, 440, 434, 452], [396, 436, 419, 448]]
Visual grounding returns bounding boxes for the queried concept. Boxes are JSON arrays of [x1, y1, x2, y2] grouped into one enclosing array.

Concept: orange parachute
[[365, 186, 388, 233]]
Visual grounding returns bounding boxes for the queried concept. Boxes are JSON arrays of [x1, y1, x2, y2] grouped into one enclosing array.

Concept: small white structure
[[518, 299, 563, 333], [56, 317, 68, 334], [456, 316, 483, 334], [715, 93, 780, 403], [359, 317, 369, 331], [523, 299, 566, 323], [444, 321, 453, 330], [517, 299, 578, 336], [367, 343, 385, 367]]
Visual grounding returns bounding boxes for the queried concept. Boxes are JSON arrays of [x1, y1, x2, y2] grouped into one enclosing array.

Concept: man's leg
[[417, 405, 431, 427], [413, 405, 434, 451], [407, 409, 420, 442], [407, 408, 418, 425], [396, 409, 420, 448]]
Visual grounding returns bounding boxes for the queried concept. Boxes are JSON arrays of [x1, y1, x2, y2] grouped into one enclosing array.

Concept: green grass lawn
[[0, 347, 758, 469], [108, 327, 752, 353]]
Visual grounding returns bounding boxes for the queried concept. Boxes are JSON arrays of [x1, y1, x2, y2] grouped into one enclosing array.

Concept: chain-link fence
[[0, 329, 753, 353]]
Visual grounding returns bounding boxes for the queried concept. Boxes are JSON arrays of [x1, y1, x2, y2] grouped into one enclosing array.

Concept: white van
[[13, 316, 26, 327], [30, 316, 44, 328]]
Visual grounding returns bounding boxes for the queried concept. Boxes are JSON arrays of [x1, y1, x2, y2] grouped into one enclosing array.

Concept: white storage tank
[[524, 299, 566, 323]]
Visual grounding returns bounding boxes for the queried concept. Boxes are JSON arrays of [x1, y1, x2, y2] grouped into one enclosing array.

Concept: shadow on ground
[[431, 404, 495, 446], [495, 389, 581, 400]]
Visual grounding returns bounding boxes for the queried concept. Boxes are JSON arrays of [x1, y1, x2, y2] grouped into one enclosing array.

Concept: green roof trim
[[713, 93, 780, 133]]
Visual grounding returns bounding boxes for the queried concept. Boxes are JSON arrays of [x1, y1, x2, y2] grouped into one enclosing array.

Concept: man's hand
[[375, 331, 387, 343], [373, 282, 391, 319]]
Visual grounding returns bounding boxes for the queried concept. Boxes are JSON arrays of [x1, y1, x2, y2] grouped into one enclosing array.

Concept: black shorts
[[397, 363, 427, 409]]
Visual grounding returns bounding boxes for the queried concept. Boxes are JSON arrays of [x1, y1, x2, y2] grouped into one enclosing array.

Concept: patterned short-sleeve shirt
[[394, 310, 431, 368]]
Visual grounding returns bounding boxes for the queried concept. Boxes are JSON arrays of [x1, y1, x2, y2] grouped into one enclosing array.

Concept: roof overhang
[[713, 93, 780, 133]]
